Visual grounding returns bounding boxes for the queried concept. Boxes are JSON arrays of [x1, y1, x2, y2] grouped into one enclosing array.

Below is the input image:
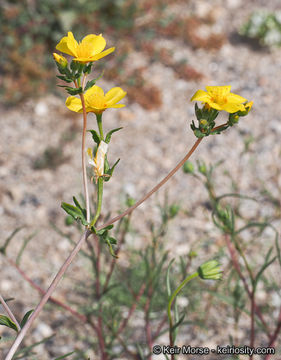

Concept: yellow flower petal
[[105, 87, 127, 106], [226, 93, 247, 104], [56, 32, 78, 57], [90, 47, 115, 61], [110, 104, 126, 108], [81, 34, 106, 55], [84, 85, 106, 112], [190, 89, 210, 102], [84, 85, 104, 101], [65, 96, 83, 113], [206, 85, 231, 98], [222, 102, 245, 113]]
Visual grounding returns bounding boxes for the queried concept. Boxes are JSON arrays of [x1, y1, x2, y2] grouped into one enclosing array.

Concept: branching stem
[[0, 294, 20, 331]]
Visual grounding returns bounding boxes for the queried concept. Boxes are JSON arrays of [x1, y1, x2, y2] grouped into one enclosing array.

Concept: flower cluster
[[190, 85, 253, 138], [53, 32, 126, 115], [53, 31, 126, 188]]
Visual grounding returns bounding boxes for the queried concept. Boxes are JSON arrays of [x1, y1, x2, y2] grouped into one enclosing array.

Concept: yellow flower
[[87, 141, 108, 181], [66, 85, 126, 114], [53, 53, 68, 67], [191, 85, 247, 113], [56, 32, 115, 63], [245, 101, 253, 111]]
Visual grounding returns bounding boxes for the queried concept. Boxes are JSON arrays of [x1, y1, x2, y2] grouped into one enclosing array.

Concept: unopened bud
[[198, 260, 222, 280], [53, 53, 68, 68]]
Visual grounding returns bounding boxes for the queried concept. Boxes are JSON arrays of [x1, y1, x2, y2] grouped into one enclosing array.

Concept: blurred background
[[1, 0, 281, 359]]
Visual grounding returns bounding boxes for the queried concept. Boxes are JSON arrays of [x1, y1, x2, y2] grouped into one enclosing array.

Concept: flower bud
[[183, 161, 194, 174], [53, 53, 68, 68], [198, 260, 222, 280]]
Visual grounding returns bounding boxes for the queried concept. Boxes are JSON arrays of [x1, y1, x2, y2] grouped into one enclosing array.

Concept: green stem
[[167, 272, 198, 344], [96, 113, 104, 140], [90, 178, 104, 228], [232, 235, 255, 285]]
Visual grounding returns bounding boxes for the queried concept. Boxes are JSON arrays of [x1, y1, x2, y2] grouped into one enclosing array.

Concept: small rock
[[34, 101, 48, 116], [33, 322, 53, 340]]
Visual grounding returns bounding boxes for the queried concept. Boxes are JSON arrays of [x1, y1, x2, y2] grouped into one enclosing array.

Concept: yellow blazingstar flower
[[87, 141, 108, 181], [66, 85, 127, 114], [191, 85, 247, 113], [53, 53, 68, 67], [56, 32, 115, 63]]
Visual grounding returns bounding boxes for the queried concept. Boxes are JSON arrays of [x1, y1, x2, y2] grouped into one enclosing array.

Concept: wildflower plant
[[2, 30, 263, 360], [240, 10, 281, 47]]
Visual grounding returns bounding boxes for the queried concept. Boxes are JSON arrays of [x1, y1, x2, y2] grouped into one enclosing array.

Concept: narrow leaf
[[88, 130, 100, 145], [61, 202, 88, 226], [171, 313, 185, 333], [20, 310, 34, 328], [104, 159, 120, 181], [84, 78, 97, 91], [105, 127, 123, 144], [54, 351, 75, 360], [254, 249, 276, 291], [166, 259, 175, 298], [97, 225, 114, 235], [0, 315, 18, 332]]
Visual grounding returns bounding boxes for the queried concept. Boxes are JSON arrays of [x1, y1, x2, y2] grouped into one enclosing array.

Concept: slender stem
[[96, 113, 104, 140], [97, 137, 203, 231], [0, 294, 20, 330], [80, 92, 90, 223], [225, 235, 271, 337], [4, 230, 91, 360], [4, 256, 87, 323], [265, 306, 281, 360], [77, 75, 90, 223], [4, 124, 219, 358], [97, 124, 229, 232], [117, 282, 146, 334], [90, 178, 104, 227], [250, 292, 255, 359], [167, 272, 198, 350], [232, 235, 255, 285], [103, 215, 131, 293], [144, 285, 153, 360]]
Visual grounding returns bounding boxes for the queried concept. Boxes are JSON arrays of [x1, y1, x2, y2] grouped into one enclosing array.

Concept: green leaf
[[73, 196, 85, 213], [61, 201, 88, 226], [171, 313, 185, 333], [88, 130, 101, 145], [20, 310, 33, 328], [166, 259, 175, 297], [275, 233, 281, 267], [105, 127, 123, 144], [54, 351, 75, 360], [65, 87, 82, 95], [104, 159, 120, 181], [84, 78, 97, 91], [70, 61, 79, 71], [104, 157, 110, 174], [108, 236, 117, 245], [56, 75, 72, 83], [96, 225, 114, 236], [0, 315, 18, 332], [254, 248, 276, 291], [14, 335, 55, 359], [105, 236, 118, 258]]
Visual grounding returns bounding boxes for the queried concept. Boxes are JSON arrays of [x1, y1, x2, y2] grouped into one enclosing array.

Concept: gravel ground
[[1, 0, 281, 359]]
